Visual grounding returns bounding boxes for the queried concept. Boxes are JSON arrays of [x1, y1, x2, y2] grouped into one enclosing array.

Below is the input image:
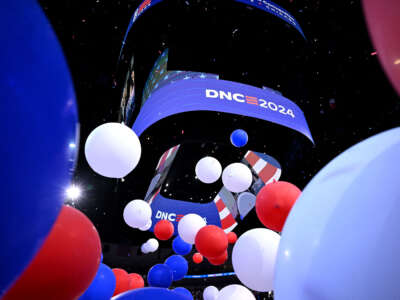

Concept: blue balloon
[[230, 129, 248, 147], [164, 255, 188, 281], [0, 0, 78, 295], [275, 128, 400, 300], [112, 287, 190, 300], [173, 287, 193, 300], [147, 264, 173, 288], [172, 236, 192, 256], [79, 263, 116, 300]]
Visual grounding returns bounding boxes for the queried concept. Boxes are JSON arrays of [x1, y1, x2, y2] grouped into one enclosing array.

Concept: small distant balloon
[[193, 253, 203, 264], [230, 129, 248, 148], [172, 236, 192, 256], [195, 156, 222, 184], [154, 220, 174, 240], [222, 163, 253, 193], [146, 239, 159, 253], [84, 123, 141, 178]]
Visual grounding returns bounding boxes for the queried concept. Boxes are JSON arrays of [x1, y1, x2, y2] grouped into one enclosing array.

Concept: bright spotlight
[[66, 185, 81, 201]]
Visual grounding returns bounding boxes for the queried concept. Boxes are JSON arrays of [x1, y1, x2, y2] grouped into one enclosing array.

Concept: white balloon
[[85, 122, 141, 178], [195, 156, 222, 184], [123, 199, 152, 229], [232, 228, 280, 292], [146, 238, 159, 252], [177, 213, 207, 244], [217, 284, 255, 300], [203, 286, 219, 300], [139, 219, 152, 231], [141, 243, 150, 254], [222, 163, 252, 193]]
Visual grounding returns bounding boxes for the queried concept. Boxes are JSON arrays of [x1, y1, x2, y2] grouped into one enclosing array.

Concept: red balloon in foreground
[[128, 273, 144, 290], [227, 232, 237, 244], [2, 206, 101, 300], [256, 181, 301, 232], [154, 220, 174, 241], [208, 250, 228, 266], [112, 268, 131, 296], [195, 225, 228, 259], [193, 253, 203, 264], [363, 0, 400, 96]]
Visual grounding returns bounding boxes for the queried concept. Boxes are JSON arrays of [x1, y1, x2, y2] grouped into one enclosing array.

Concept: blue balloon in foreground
[[147, 264, 173, 288], [79, 263, 116, 300], [112, 287, 190, 300], [174, 287, 193, 300], [230, 129, 248, 147], [275, 128, 400, 300], [165, 255, 189, 281], [172, 236, 192, 256], [0, 0, 78, 296]]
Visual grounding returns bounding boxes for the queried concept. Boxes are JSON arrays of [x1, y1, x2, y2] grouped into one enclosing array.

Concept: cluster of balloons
[[85, 122, 142, 179], [123, 200, 152, 230], [195, 225, 229, 266], [141, 239, 159, 254], [195, 156, 253, 193], [111, 269, 144, 297]]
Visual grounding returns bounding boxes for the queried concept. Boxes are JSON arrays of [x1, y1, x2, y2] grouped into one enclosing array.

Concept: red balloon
[[195, 225, 228, 259], [256, 181, 301, 232], [2, 206, 101, 300], [112, 269, 130, 296], [128, 273, 144, 290], [227, 232, 237, 244], [208, 250, 228, 266], [154, 220, 174, 241], [363, 0, 400, 96], [192, 253, 203, 264]]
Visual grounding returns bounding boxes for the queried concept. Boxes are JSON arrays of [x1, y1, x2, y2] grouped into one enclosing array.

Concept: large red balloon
[[363, 0, 400, 96], [2, 206, 101, 300], [193, 253, 203, 264], [154, 220, 174, 241], [227, 232, 237, 244], [256, 181, 301, 232], [128, 273, 144, 290], [195, 225, 228, 259], [208, 250, 228, 266], [112, 269, 131, 296]]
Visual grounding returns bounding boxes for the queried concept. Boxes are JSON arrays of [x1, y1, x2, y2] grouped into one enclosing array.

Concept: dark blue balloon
[[172, 236, 192, 256], [0, 0, 78, 295], [173, 287, 193, 300], [79, 263, 116, 300], [147, 264, 173, 288], [112, 287, 190, 300], [230, 129, 248, 147], [164, 255, 188, 281]]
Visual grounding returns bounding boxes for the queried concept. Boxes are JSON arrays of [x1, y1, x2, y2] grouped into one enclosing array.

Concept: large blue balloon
[[164, 255, 188, 281], [230, 129, 248, 147], [173, 287, 193, 300], [79, 263, 116, 300], [147, 264, 173, 288], [0, 0, 78, 296], [275, 128, 400, 300], [172, 236, 192, 256], [112, 287, 190, 300]]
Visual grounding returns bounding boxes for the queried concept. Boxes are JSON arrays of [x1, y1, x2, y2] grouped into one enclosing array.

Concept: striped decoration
[[244, 151, 281, 184], [213, 194, 238, 233]]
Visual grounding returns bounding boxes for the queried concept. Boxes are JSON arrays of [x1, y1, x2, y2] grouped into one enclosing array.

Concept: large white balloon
[[123, 200, 152, 229], [139, 219, 152, 231], [177, 213, 206, 244], [217, 284, 255, 300], [85, 122, 141, 178], [275, 128, 400, 300], [146, 238, 159, 252], [232, 228, 280, 292], [203, 286, 219, 300], [222, 163, 252, 193], [195, 156, 222, 184]]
